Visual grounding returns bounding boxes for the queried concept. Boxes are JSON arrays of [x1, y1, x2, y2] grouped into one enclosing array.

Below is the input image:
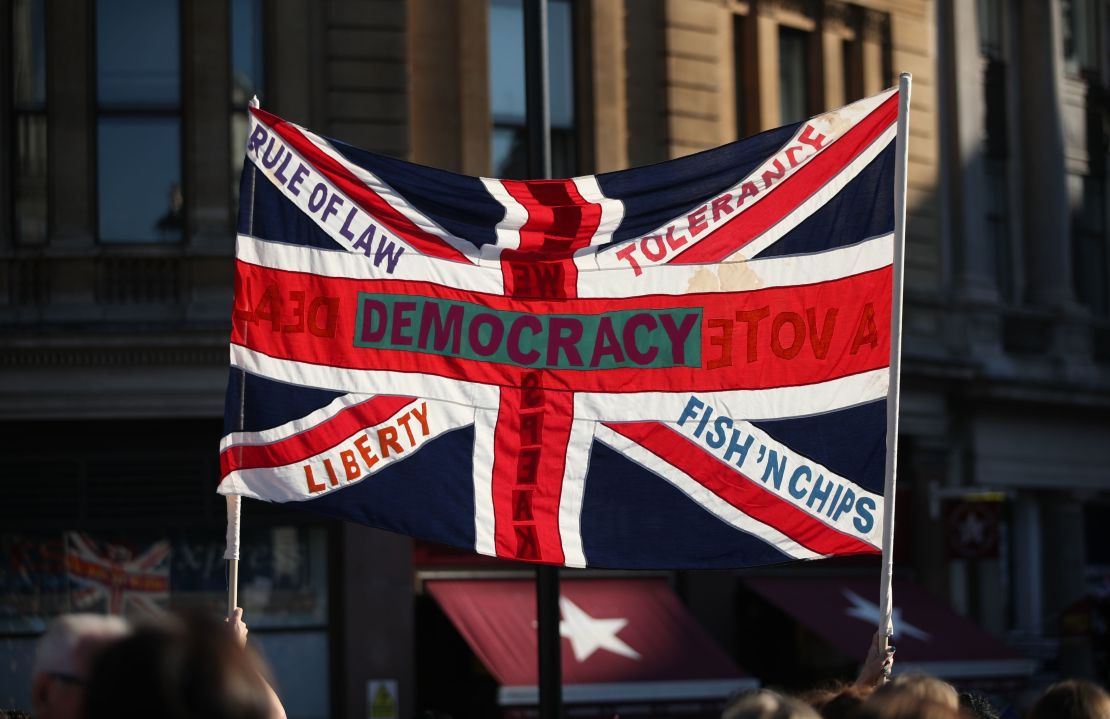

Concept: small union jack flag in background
[[65, 532, 170, 616], [219, 87, 899, 569]]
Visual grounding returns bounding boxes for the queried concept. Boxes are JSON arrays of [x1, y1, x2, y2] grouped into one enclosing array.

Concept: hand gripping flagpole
[[226, 94, 261, 620], [876, 73, 912, 667]]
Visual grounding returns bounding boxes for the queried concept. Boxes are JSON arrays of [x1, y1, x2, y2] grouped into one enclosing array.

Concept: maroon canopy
[[744, 576, 1036, 679], [426, 577, 755, 705]]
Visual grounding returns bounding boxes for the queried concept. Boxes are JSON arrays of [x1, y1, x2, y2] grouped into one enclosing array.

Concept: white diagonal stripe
[[220, 392, 374, 452], [584, 89, 897, 274], [294, 118, 481, 260], [731, 125, 897, 260], [219, 398, 474, 502], [593, 424, 823, 561]]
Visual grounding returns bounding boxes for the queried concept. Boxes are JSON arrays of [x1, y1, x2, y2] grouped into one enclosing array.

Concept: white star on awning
[[558, 597, 642, 662], [842, 588, 930, 641]]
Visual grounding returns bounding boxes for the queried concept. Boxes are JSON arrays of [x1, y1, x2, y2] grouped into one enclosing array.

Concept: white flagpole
[[877, 72, 912, 662], [226, 94, 261, 619]]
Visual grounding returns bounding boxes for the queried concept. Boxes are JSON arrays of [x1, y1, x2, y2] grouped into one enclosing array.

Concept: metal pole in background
[[523, 3, 561, 719]]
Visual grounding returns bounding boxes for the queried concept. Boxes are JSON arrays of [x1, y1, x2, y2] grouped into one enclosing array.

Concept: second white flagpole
[[226, 94, 261, 620], [877, 72, 912, 661]]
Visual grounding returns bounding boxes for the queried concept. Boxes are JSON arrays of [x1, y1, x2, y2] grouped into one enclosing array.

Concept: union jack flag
[[65, 532, 170, 615], [219, 87, 900, 569]]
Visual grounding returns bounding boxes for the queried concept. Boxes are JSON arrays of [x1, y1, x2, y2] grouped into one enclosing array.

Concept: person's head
[[820, 684, 875, 719], [958, 691, 1000, 719], [30, 614, 129, 719], [84, 610, 274, 719], [722, 689, 821, 719], [873, 674, 959, 710], [1029, 679, 1110, 719], [856, 693, 960, 719]]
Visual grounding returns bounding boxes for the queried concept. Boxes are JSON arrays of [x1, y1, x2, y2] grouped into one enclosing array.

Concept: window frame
[[92, 0, 186, 245], [487, 0, 582, 180]]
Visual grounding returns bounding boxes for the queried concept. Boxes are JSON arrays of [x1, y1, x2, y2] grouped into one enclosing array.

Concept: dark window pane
[[231, 0, 264, 105], [489, 0, 526, 125], [551, 127, 576, 180], [97, 118, 183, 242], [779, 27, 810, 125], [15, 114, 48, 244], [1073, 176, 1108, 316], [97, 0, 180, 106], [488, 0, 578, 178], [492, 125, 527, 179], [549, 0, 574, 129], [11, 0, 46, 108]]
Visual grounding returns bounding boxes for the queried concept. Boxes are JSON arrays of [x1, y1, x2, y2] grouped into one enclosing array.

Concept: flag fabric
[[65, 532, 170, 615], [219, 87, 899, 569]]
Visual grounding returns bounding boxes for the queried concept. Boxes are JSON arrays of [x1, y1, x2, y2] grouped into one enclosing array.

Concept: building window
[[95, 0, 183, 243], [231, 0, 264, 205], [1061, 0, 1102, 75], [488, 0, 577, 179], [11, 0, 47, 245], [778, 27, 813, 125], [732, 3, 883, 135], [1073, 175, 1108, 317]]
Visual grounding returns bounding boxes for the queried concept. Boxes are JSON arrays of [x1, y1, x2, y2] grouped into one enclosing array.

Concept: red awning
[[743, 576, 1036, 679], [426, 577, 756, 705]]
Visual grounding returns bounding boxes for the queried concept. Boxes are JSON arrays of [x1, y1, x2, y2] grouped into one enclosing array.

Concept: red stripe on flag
[[250, 107, 473, 264], [604, 421, 877, 556], [500, 179, 602, 298], [231, 260, 892, 394], [489, 381, 572, 564], [670, 93, 899, 264], [220, 395, 414, 477]]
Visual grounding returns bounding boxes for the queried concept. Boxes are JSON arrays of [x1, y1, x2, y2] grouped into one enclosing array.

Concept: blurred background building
[[1, 0, 1108, 718]]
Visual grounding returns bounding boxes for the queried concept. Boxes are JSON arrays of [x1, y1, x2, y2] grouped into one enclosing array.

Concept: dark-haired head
[[84, 611, 273, 719], [1029, 679, 1110, 719], [958, 691, 1000, 719]]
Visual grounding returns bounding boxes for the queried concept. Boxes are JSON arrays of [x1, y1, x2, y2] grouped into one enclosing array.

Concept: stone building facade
[[1, 0, 1108, 717]]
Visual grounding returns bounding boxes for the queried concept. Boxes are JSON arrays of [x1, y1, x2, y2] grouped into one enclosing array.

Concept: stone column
[[588, 0, 628, 172], [457, 0, 492, 176], [184, 0, 231, 250], [1016, 0, 1075, 310], [755, 6, 781, 131], [939, 0, 995, 302]]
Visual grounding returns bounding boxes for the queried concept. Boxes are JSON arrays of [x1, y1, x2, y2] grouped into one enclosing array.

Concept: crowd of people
[[8, 608, 285, 719], [723, 676, 1110, 719], [724, 633, 1110, 719], [3, 609, 1109, 719]]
